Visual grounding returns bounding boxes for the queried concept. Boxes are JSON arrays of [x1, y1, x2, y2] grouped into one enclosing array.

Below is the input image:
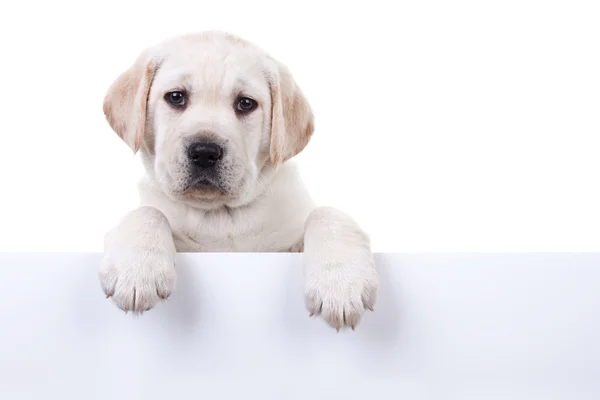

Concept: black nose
[[187, 142, 223, 168]]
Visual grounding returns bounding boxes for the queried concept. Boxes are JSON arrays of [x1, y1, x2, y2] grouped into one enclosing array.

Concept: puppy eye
[[236, 97, 257, 113], [165, 91, 186, 107]]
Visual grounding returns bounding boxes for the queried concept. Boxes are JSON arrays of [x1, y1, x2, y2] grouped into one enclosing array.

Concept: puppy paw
[[99, 248, 176, 315], [303, 206, 380, 331], [304, 260, 379, 331], [99, 207, 177, 315]]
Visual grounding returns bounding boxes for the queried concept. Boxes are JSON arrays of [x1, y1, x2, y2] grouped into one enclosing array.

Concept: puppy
[[99, 31, 379, 331]]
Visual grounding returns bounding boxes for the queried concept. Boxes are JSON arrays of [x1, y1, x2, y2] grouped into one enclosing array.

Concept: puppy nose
[[187, 142, 223, 168]]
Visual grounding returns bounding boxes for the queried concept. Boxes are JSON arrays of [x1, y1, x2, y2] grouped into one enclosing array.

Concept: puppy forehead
[[154, 39, 268, 92]]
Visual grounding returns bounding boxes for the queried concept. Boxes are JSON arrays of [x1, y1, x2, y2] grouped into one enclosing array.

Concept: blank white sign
[[0, 253, 598, 399]]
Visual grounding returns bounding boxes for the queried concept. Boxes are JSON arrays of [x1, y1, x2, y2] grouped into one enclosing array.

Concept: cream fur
[[99, 31, 379, 331]]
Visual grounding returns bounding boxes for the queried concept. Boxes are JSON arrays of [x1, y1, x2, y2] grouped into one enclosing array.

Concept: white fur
[[100, 31, 379, 330]]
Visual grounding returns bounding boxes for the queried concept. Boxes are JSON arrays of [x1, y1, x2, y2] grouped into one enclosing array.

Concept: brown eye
[[236, 97, 257, 113], [165, 91, 186, 107]]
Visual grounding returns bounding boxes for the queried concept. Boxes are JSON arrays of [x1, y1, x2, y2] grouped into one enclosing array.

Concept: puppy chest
[[170, 216, 303, 252], [172, 228, 260, 252]]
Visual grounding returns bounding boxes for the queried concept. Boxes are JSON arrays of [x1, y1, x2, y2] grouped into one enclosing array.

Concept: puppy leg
[[99, 206, 176, 315], [303, 206, 379, 331]]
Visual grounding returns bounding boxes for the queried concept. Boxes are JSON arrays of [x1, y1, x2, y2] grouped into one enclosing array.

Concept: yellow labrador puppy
[[100, 31, 379, 331]]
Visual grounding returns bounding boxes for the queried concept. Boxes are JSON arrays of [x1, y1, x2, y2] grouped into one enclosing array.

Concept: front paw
[[99, 248, 176, 315], [304, 261, 379, 331]]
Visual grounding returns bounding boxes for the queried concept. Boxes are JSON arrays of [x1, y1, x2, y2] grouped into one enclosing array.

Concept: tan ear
[[103, 52, 158, 153], [269, 63, 315, 166]]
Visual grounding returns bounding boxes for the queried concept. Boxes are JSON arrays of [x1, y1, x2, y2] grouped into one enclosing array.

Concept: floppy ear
[[103, 52, 158, 154], [268, 63, 315, 166]]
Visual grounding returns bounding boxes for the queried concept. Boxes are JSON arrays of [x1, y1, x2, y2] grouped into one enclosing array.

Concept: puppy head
[[103, 31, 314, 207]]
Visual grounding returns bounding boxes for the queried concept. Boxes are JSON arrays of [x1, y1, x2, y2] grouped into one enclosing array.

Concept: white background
[[0, 0, 598, 252]]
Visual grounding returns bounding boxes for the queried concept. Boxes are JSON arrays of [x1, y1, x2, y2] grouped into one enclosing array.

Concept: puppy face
[[103, 32, 314, 207], [148, 39, 273, 203]]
